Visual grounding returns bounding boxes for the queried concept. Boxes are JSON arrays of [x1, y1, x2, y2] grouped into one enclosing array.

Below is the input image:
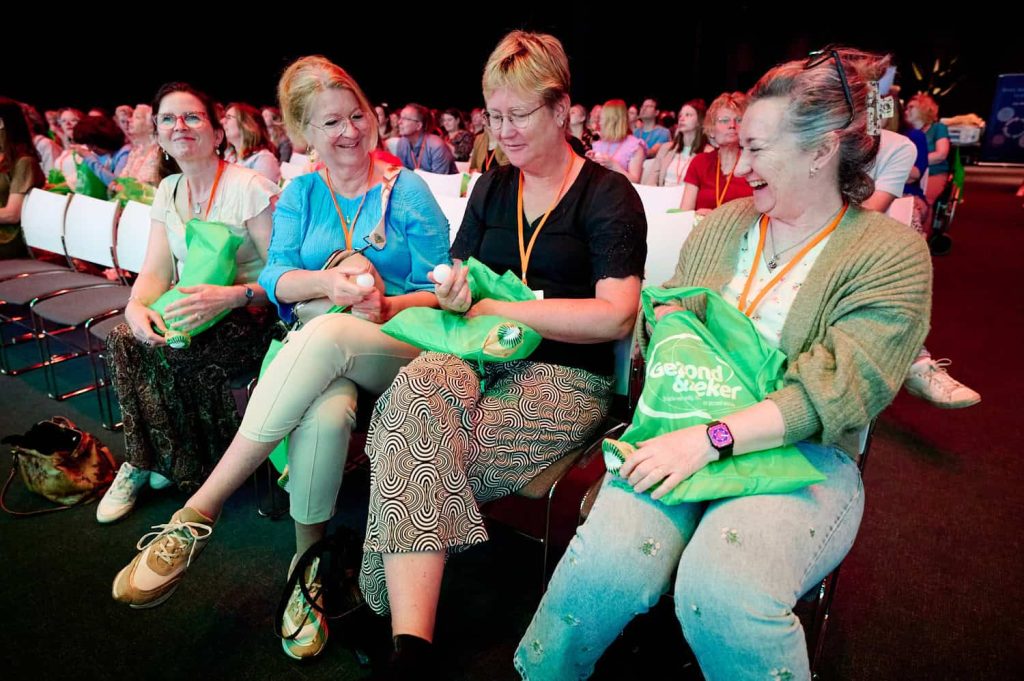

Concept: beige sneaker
[[112, 507, 214, 609], [904, 358, 981, 409], [280, 557, 328, 660]]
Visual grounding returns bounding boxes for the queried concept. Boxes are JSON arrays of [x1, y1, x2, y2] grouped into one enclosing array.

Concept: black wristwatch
[[706, 421, 734, 460], [242, 285, 255, 305]]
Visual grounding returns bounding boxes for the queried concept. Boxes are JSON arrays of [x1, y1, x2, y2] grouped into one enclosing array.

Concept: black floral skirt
[[105, 306, 283, 491]]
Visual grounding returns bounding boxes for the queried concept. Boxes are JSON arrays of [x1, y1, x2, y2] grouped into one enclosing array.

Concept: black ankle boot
[[388, 634, 438, 680]]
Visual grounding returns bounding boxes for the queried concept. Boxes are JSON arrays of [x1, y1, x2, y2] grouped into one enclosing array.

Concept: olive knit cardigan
[[641, 197, 932, 448]]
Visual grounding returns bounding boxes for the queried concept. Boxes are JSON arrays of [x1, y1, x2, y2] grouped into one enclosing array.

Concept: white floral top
[[151, 164, 279, 283], [720, 218, 833, 349]]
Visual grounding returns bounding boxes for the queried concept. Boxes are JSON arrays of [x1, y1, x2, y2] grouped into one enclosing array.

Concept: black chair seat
[[89, 314, 127, 342], [0, 260, 67, 282], [0, 271, 112, 306], [33, 286, 130, 326]]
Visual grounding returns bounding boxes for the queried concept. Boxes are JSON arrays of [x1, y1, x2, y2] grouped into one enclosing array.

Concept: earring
[[163, 150, 169, 161], [809, 166, 818, 178]]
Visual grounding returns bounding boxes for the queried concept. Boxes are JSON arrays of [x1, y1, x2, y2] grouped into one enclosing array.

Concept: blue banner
[[982, 74, 1024, 163]]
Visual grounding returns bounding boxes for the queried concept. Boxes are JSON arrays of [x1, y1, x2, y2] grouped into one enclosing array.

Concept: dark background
[[6, 10, 1022, 120]]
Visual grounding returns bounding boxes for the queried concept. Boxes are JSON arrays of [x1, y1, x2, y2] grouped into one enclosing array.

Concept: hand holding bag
[[603, 286, 826, 503]]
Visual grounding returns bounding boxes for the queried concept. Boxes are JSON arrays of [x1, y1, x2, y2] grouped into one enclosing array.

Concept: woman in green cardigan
[[516, 48, 932, 681]]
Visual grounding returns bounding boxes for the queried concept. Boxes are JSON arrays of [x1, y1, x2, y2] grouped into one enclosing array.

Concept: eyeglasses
[[483, 103, 546, 132], [310, 112, 370, 138], [154, 111, 210, 129], [805, 47, 855, 130]]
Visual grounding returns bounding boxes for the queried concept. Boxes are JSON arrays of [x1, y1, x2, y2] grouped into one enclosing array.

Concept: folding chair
[[433, 194, 469, 245], [0, 191, 118, 375], [86, 200, 152, 429], [928, 175, 960, 256], [30, 194, 127, 400], [0, 189, 68, 282], [414, 169, 463, 198], [483, 336, 636, 591], [632, 182, 686, 216]]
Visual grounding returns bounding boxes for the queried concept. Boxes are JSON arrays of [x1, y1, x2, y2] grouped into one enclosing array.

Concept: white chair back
[[415, 169, 463, 198], [632, 183, 685, 216], [64, 194, 118, 267], [645, 211, 696, 286], [465, 172, 482, 199], [115, 201, 152, 274], [886, 196, 915, 227], [433, 195, 469, 244], [21, 189, 71, 254], [280, 161, 310, 182]]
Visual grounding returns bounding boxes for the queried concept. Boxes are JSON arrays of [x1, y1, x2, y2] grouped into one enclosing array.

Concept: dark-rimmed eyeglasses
[[805, 47, 855, 130]]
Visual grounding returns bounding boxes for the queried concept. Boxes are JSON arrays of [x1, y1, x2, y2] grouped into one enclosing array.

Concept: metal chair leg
[[253, 459, 287, 519]]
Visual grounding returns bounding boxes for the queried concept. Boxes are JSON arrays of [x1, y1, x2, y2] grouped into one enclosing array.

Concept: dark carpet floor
[[1, 166, 1021, 680]]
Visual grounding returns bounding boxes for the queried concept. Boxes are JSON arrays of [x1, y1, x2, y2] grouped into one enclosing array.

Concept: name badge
[[532, 289, 544, 300]]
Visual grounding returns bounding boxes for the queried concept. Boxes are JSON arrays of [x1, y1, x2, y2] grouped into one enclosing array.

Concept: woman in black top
[[358, 30, 646, 676]]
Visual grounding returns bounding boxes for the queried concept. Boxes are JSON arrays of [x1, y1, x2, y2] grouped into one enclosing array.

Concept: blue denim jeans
[[514, 442, 864, 681]]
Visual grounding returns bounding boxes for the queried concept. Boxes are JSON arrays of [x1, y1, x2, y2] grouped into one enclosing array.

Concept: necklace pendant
[[193, 203, 201, 215], [767, 258, 778, 271]]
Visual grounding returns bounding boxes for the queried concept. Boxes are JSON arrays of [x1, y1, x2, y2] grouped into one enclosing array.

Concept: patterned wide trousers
[[359, 351, 613, 614]]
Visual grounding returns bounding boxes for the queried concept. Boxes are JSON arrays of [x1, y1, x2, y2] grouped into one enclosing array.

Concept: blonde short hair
[[599, 99, 630, 142], [277, 55, 378, 150], [704, 92, 749, 138], [482, 30, 570, 107]]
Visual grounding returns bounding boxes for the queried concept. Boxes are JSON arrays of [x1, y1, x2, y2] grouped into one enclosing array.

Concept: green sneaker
[[280, 557, 328, 660]]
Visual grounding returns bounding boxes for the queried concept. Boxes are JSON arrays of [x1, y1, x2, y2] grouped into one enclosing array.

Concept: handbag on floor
[[1, 417, 117, 516]]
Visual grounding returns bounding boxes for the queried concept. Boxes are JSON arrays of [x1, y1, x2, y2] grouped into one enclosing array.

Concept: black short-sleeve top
[[451, 159, 647, 376]]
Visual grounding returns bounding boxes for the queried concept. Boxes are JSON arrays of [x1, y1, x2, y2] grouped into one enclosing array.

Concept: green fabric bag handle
[[605, 285, 825, 503], [73, 152, 109, 199], [380, 258, 541, 365], [464, 257, 537, 303], [149, 219, 244, 349], [381, 308, 541, 364]]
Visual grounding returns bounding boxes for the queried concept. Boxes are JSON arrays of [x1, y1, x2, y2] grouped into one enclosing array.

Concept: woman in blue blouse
[[110, 56, 449, 661]]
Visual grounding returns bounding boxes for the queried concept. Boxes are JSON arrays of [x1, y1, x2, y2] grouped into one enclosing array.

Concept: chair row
[[0, 190, 152, 427]]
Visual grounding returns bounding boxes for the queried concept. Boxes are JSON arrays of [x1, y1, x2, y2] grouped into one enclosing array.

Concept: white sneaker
[[904, 358, 981, 409], [97, 462, 150, 523], [148, 471, 173, 490]]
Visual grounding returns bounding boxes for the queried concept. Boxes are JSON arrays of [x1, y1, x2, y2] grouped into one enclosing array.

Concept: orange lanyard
[[324, 161, 374, 251], [410, 136, 427, 171], [737, 205, 848, 316], [714, 150, 737, 208], [672, 148, 690, 185], [484, 149, 496, 171], [516, 146, 576, 286], [186, 160, 226, 221]]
